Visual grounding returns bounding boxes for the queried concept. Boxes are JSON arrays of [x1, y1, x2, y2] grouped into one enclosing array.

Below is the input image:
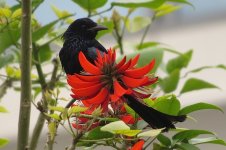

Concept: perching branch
[[17, 0, 32, 149]]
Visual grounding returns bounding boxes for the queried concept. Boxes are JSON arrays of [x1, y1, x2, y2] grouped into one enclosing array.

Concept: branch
[[17, 0, 32, 149]]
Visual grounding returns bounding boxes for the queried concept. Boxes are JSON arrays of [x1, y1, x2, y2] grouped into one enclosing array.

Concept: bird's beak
[[88, 24, 108, 31]]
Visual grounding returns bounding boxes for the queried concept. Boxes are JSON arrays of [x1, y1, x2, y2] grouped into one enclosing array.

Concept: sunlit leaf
[[155, 4, 181, 17], [45, 113, 61, 120], [179, 102, 223, 115], [159, 69, 180, 93], [68, 106, 88, 116], [190, 137, 226, 146], [51, 5, 71, 19], [153, 94, 180, 115], [112, 0, 165, 9], [180, 78, 219, 94], [0, 105, 8, 113], [48, 106, 66, 113], [72, 0, 107, 10], [0, 138, 9, 148], [101, 121, 130, 133], [126, 16, 151, 33], [115, 130, 141, 137], [0, 7, 12, 17], [138, 129, 163, 137], [11, 8, 22, 19], [48, 122, 56, 141]]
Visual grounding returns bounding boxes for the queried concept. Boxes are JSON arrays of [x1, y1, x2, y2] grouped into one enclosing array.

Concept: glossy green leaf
[[0, 138, 9, 148], [101, 121, 130, 134], [175, 143, 200, 150], [68, 106, 88, 116], [179, 102, 223, 115], [159, 69, 180, 93], [153, 143, 168, 150], [115, 130, 141, 137], [153, 94, 181, 115], [190, 137, 226, 146], [112, 0, 165, 9], [172, 130, 214, 143], [72, 0, 107, 10], [48, 106, 66, 113], [0, 29, 20, 53], [138, 129, 163, 137], [0, 105, 8, 113], [157, 134, 171, 146], [87, 126, 114, 140], [126, 16, 151, 33], [166, 50, 193, 73], [45, 113, 61, 120], [155, 4, 181, 17], [180, 78, 219, 94]]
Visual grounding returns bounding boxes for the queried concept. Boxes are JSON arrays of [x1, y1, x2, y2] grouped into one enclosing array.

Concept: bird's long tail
[[124, 95, 186, 131]]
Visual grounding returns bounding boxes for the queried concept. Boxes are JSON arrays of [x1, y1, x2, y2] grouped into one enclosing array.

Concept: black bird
[[60, 18, 108, 75], [59, 18, 186, 130]]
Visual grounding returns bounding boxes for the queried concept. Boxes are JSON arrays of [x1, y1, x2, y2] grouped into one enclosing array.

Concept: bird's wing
[[93, 40, 107, 53]]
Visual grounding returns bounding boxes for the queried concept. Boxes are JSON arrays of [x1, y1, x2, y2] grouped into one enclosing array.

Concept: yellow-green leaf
[[48, 122, 56, 141], [68, 106, 88, 116], [138, 129, 163, 137], [115, 130, 141, 137]]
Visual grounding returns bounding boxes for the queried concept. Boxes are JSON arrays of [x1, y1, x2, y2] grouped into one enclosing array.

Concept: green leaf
[[0, 138, 9, 148], [68, 106, 88, 116], [48, 106, 66, 113], [138, 129, 163, 137], [38, 44, 52, 63], [153, 94, 181, 115], [175, 143, 200, 150], [115, 130, 141, 137], [180, 78, 219, 94], [51, 5, 71, 19], [153, 143, 168, 150], [32, 0, 44, 9], [126, 16, 151, 33], [87, 126, 114, 140], [184, 64, 226, 77], [159, 69, 180, 93], [112, 0, 166, 9], [72, 0, 107, 10], [167, 0, 193, 6], [48, 122, 56, 141], [0, 28, 20, 53], [136, 41, 161, 50], [0, 105, 8, 113], [143, 98, 155, 107], [172, 130, 215, 143], [101, 121, 130, 134], [45, 113, 61, 120], [179, 102, 223, 115], [190, 137, 226, 146], [0, 52, 14, 69], [166, 50, 193, 73], [157, 134, 171, 146], [155, 4, 181, 17]]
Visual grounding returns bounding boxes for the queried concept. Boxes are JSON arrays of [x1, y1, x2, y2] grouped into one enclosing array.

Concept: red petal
[[115, 56, 126, 69], [67, 75, 99, 88], [79, 52, 102, 75], [132, 90, 151, 99], [122, 76, 148, 88], [141, 77, 158, 86], [71, 83, 102, 98], [124, 59, 155, 78], [118, 60, 132, 73], [82, 88, 108, 105], [113, 80, 128, 97], [75, 74, 101, 82], [131, 140, 145, 150], [130, 54, 140, 68], [111, 49, 116, 63], [120, 115, 135, 124], [110, 94, 120, 102]]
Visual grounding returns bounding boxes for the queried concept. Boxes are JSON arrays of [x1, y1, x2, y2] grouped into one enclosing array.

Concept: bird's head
[[63, 18, 108, 40]]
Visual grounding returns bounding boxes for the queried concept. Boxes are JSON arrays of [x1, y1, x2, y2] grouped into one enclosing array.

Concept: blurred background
[[1, 0, 226, 149]]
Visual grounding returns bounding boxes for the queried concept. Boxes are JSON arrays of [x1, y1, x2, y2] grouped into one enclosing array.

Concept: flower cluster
[[67, 49, 158, 113]]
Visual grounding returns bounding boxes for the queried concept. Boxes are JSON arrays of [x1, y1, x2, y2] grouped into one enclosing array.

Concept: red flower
[[130, 140, 145, 150], [67, 49, 158, 112]]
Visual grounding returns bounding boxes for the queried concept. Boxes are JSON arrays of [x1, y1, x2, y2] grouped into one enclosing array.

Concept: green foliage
[[138, 129, 163, 137], [180, 78, 219, 94], [126, 16, 151, 33], [101, 121, 130, 133], [0, 138, 9, 148], [72, 0, 107, 10], [179, 102, 223, 115]]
